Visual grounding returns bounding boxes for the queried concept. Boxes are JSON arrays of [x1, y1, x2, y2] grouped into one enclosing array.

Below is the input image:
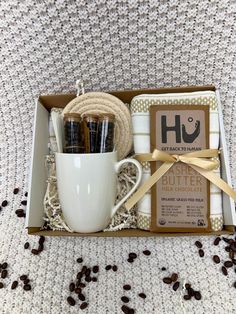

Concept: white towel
[[130, 91, 223, 231]]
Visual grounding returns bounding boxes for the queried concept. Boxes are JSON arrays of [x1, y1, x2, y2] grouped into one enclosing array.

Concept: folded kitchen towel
[[130, 91, 223, 231]]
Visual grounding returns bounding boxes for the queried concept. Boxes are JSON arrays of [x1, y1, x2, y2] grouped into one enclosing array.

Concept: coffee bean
[[23, 284, 31, 291], [17, 212, 26, 218], [20, 275, 27, 281], [222, 266, 228, 276], [11, 281, 18, 289], [1, 270, 7, 279], [173, 282, 180, 291], [213, 255, 220, 264], [230, 243, 236, 252], [80, 302, 88, 310], [121, 296, 129, 303], [224, 261, 233, 268], [92, 277, 97, 282], [85, 276, 91, 282], [121, 305, 131, 314], [214, 237, 221, 245], [77, 257, 83, 263], [187, 288, 194, 297], [129, 253, 137, 259], [232, 259, 236, 265], [31, 249, 39, 255], [23, 278, 30, 285], [171, 273, 178, 282], [77, 272, 82, 280], [13, 188, 19, 194], [2, 200, 8, 207], [92, 266, 99, 273], [163, 277, 172, 284], [127, 258, 134, 263], [38, 244, 44, 252], [233, 282, 236, 289], [129, 309, 135, 314], [161, 267, 166, 271], [78, 293, 85, 301], [85, 269, 91, 277], [123, 284, 131, 291], [229, 239, 234, 245], [185, 283, 191, 289], [69, 282, 75, 292], [21, 200, 27, 206], [67, 296, 75, 306], [25, 192, 28, 197], [24, 242, 30, 249], [79, 283, 86, 288], [138, 292, 146, 299], [143, 250, 151, 256], [183, 294, 191, 300], [75, 287, 81, 294], [195, 241, 202, 248], [2, 262, 8, 269], [198, 249, 204, 257], [225, 246, 231, 252], [222, 237, 230, 244], [39, 236, 45, 245], [194, 291, 202, 300], [15, 209, 24, 215], [81, 266, 87, 274], [105, 265, 112, 270], [112, 265, 118, 272], [0, 282, 3, 289], [229, 251, 235, 260]]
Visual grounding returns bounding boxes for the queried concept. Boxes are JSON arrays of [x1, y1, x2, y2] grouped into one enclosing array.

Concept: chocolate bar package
[[150, 105, 211, 232]]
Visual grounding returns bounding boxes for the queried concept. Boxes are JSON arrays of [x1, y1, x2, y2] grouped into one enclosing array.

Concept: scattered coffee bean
[[1, 270, 7, 279], [38, 244, 44, 252], [224, 261, 233, 268], [80, 302, 88, 310], [222, 266, 228, 276], [163, 277, 172, 284], [232, 259, 236, 265], [92, 266, 99, 273], [161, 267, 167, 271], [13, 188, 19, 194], [17, 212, 26, 218], [171, 273, 178, 282], [1, 200, 8, 207], [21, 200, 27, 206], [127, 258, 134, 263], [123, 284, 131, 291], [185, 283, 191, 289], [129, 253, 137, 259], [187, 287, 194, 297], [67, 296, 75, 306], [214, 237, 221, 245], [213, 255, 220, 264], [121, 296, 129, 303], [69, 282, 75, 292], [0, 282, 3, 289], [121, 305, 133, 314], [75, 287, 81, 294], [173, 282, 180, 291], [229, 251, 235, 260], [92, 277, 97, 282], [183, 294, 191, 300], [81, 266, 87, 274], [78, 293, 85, 301], [222, 237, 230, 244], [85, 276, 91, 283], [20, 275, 27, 281], [230, 243, 236, 252], [198, 249, 204, 258], [25, 192, 28, 197], [105, 265, 112, 270], [77, 272, 82, 280], [233, 282, 236, 289], [31, 249, 39, 255], [138, 292, 146, 299], [195, 241, 202, 248], [77, 257, 83, 263], [23, 284, 31, 291], [112, 265, 118, 272], [24, 279, 30, 285], [194, 291, 202, 300], [143, 250, 151, 256], [15, 209, 24, 215], [39, 236, 45, 245], [225, 246, 231, 252], [11, 281, 18, 289], [2, 262, 8, 269], [79, 283, 86, 288], [85, 269, 91, 277], [24, 242, 30, 249]]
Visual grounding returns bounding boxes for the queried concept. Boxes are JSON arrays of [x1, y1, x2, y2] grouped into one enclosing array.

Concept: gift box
[[26, 85, 236, 237]]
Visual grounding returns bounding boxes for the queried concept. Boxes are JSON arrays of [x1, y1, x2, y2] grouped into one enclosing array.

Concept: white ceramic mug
[[55, 151, 142, 233]]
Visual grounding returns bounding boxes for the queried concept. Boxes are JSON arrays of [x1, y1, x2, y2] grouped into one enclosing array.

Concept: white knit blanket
[[1, 1, 236, 313]]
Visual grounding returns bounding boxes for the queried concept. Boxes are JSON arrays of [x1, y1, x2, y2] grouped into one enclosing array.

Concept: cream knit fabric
[[1, 1, 236, 313]]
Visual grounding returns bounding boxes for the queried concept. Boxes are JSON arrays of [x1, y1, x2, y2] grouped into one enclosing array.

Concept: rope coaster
[[62, 92, 133, 160]]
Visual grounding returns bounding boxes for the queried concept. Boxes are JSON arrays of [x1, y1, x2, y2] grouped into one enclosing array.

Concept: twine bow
[[125, 149, 236, 210]]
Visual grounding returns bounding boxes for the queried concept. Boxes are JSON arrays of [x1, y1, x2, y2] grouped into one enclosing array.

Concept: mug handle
[[110, 158, 142, 219]]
